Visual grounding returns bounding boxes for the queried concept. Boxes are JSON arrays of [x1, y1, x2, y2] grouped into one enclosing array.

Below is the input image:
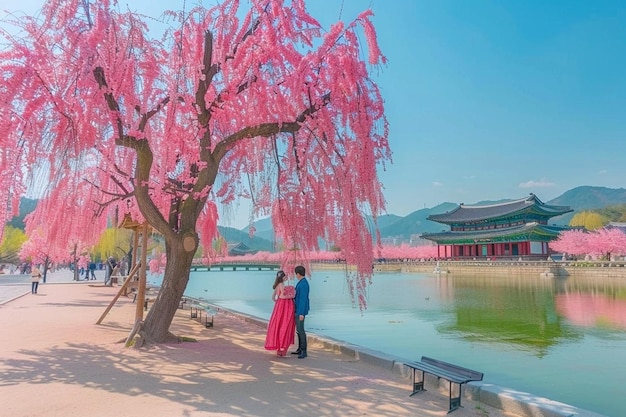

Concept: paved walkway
[[0, 268, 101, 305]]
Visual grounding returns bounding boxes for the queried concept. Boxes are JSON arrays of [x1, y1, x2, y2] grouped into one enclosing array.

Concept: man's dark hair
[[294, 265, 306, 276]]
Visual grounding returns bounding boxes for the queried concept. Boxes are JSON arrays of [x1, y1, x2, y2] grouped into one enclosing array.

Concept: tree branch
[[138, 96, 170, 131], [93, 67, 124, 138], [212, 92, 331, 161], [92, 67, 175, 240], [196, 30, 215, 127], [202, 17, 261, 119]]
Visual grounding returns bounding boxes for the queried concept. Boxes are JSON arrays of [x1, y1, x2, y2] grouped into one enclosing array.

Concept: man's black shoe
[[297, 350, 307, 359], [290, 350, 301, 355]]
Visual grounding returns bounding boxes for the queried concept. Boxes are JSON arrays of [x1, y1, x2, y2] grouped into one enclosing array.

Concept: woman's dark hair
[[273, 270, 286, 289]]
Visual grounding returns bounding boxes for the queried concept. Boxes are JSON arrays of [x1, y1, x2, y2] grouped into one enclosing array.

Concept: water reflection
[[556, 292, 626, 330], [436, 275, 582, 357]]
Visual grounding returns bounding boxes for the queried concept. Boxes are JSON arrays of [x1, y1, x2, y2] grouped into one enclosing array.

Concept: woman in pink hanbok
[[264, 270, 296, 356]]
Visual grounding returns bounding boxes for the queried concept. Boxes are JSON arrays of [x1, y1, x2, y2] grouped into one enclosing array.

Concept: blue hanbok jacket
[[294, 278, 310, 317]]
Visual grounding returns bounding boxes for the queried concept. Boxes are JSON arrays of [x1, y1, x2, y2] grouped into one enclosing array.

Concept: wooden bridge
[[191, 262, 280, 272]]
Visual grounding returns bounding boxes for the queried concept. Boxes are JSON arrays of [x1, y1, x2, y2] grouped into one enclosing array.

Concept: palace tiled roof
[[227, 242, 258, 256], [421, 223, 567, 244], [607, 222, 626, 233], [427, 194, 572, 224]]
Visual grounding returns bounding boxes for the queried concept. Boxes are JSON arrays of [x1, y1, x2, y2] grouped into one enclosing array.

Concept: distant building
[[606, 222, 626, 233], [381, 236, 407, 246], [421, 194, 572, 259], [409, 235, 433, 246], [227, 242, 258, 256]]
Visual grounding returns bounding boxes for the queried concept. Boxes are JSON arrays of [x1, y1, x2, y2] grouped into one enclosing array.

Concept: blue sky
[[3, 1, 626, 228]]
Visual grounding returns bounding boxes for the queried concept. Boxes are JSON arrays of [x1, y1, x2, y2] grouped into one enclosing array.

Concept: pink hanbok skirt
[[264, 298, 295, 352]]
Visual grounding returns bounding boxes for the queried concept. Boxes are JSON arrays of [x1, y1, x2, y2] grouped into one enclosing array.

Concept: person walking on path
[[105, 257, 117, 286], [88, 262, 97, 280], [31, 267, 42, 294], [264, 270, 296, 357], [292, 265, 310, 359]]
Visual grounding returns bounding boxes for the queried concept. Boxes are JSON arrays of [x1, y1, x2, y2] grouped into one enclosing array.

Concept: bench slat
[[407, 358, 483, 383], [422, 356, 483, 380], [406, 362, 474, 384]]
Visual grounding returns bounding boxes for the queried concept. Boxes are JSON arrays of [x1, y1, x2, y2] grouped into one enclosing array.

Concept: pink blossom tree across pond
[[585, 228, 626, 261], [0, 0, 390, 343], [549, 229, 590, 259], [549, 228, 626, 260], [207, 244, 439, 265]]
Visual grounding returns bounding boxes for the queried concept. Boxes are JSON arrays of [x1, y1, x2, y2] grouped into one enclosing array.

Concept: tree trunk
[[141, 236, 195, 343], [42, 256, 51, 283]]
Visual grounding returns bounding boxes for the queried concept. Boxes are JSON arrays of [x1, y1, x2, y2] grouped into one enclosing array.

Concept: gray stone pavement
[[0, 268, 103, 305]]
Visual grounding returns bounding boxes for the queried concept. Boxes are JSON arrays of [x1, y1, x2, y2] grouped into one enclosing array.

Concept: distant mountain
[[377, 203, 457, 238], [371, 186, 626, 239], [8, 186, 626, 252], [7, 197, 37, 230], [243, 217, 273, 242], [546, 186, 626, 226], [241, 213, 404, 250], [217, 226, 274, 252], [547, 186, 626, 210], [371, 213, 403, 229]]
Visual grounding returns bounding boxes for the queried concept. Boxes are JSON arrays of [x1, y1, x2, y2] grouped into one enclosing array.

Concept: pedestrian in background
[[31, 266, 42, 294], [89, 262, 97, 280]]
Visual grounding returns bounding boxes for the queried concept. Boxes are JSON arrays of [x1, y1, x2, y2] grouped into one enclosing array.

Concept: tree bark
[[140, 235, 196, 343]]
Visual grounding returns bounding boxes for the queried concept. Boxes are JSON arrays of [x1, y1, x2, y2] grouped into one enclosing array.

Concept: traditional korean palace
[[421, 194, 572, 259]]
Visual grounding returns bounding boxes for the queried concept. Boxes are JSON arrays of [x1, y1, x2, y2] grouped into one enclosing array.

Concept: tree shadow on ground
[[0, 312, 454, 416]]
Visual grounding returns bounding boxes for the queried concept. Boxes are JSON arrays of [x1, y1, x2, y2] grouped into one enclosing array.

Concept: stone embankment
[[313, 259, 626, 278]]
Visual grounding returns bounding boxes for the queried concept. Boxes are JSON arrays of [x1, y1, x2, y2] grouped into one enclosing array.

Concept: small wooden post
[[98, 213, 154, 343], [96, 263, 141, 325], [134, 221, 149, 322]]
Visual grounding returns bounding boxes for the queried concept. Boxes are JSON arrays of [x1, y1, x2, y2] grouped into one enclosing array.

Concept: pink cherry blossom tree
[[0, 0, 390, 343], [549, 227, 626, 260], [19, 228, 53, 282], [21, 193, 98, 281], [549, 229, 589, 258], [585, 228, 626, 261]]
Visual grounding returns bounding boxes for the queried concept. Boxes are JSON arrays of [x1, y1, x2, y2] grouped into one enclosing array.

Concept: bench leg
[[409, 369, 425, 397], [447, 381, 462, 414], [205, 314, 213, 328]]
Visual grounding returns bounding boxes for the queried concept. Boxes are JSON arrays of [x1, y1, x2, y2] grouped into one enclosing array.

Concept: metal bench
[[190, 304, 215, 328], [405, 356, 483, 413]]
